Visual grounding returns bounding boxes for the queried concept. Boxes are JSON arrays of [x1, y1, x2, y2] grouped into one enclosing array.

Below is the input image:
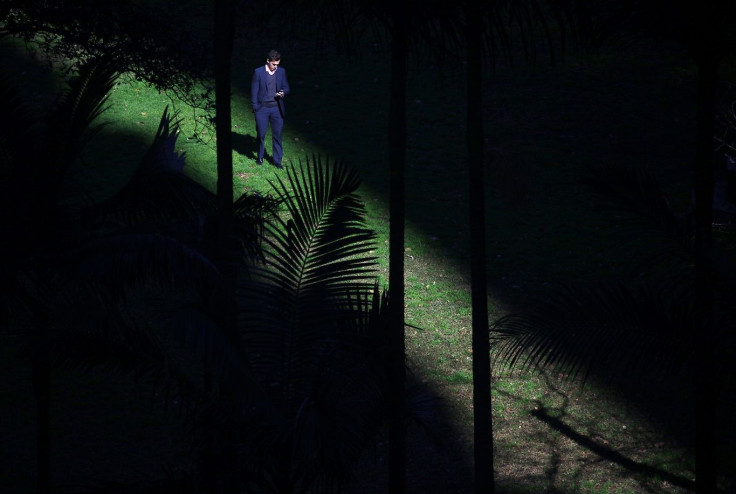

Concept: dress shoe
[[256, 158, 263, 165], [275, 162, 283, 169]]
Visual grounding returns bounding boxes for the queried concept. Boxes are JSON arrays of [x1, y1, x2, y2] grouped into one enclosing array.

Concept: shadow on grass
[[232, 130, 258, 161], [531, 407, 696, 491], [491, 372, 700, 494]]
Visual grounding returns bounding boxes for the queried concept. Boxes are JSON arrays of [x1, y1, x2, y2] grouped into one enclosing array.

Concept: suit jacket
[[251, 65, 290, 114]]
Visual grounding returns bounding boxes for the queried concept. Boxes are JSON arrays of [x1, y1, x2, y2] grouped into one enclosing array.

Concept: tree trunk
[[467, 5, 495, 493], [32, 319, 51, 494], [387, 1, 409, 492], [215, 0, 235, 250], [206, 2, 237, 493], [692, 52, 719, 494], [689, 3, 725, 490]]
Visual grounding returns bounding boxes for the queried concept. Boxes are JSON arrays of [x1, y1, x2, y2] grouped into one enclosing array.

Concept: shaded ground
[[2, 5, 736, 493]]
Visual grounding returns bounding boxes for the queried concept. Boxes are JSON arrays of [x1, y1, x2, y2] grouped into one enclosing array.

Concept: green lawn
[[2, 11, 734, 493]]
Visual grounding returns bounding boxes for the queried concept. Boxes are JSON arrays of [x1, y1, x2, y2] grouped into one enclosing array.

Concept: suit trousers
[[254, 105, 284, 164]]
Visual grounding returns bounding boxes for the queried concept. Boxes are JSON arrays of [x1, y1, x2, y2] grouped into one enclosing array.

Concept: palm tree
[[0, 53, 260, 492], [3, 13, 400, 490], [63, 155, 390, 494], [385, 2, 410, 490], [90, 153, 390, 493], [0, 56, 120, 494], [465, 4, 494, 491], [75, 152, 389, 493], [206, 2, 238, 490], [685, 8, 736, 488], [271, 2, 585, 491], [2, 82, 390, 491], [464, 3, 579, 491], [233, 156, 388, 492], [214, 0, 236, 264], [270, 2, 430, 488]]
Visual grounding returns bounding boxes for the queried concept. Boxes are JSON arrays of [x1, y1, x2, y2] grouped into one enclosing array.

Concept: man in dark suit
[[251, 49, 290, 168]]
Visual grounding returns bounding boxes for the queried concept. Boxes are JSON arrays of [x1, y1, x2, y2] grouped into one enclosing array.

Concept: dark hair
[[267, 49, 281, 61]]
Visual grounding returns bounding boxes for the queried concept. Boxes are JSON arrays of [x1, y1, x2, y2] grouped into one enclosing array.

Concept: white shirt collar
[[265, 64, 277, 76]]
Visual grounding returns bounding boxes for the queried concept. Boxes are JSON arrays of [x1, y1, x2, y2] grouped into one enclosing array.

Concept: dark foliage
[[0, 49, 405, 492], [0, 0, 216, 133], [492, 163, 736, 397]]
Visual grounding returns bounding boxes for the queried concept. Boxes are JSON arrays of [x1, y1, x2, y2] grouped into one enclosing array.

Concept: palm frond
[[84, 108, 273, 270], [8, 266, 234, 431], [475, 0, 583, 67], [584, 163, 691, 235], [45, 54, 119, 174], [246, 159, 376, 322], [582, 162, 695, 285], [89, 107, 215, 227], [137, 105, 187, 173], [236, 155, 385, 491], [492, 281, 696, 383], [278, 0, 575, 67], [61, 232, 226, 305], [240, 155, 379, 386], [236, 285, 387, 493], [33, 233, 262, 417], [231, 191, 280, 262]]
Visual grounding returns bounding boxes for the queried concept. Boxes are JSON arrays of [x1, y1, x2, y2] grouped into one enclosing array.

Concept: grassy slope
[[2, 6, 734, 492]]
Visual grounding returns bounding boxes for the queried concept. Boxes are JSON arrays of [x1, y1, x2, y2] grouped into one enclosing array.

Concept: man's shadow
[[233, 131, 272, 163]]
